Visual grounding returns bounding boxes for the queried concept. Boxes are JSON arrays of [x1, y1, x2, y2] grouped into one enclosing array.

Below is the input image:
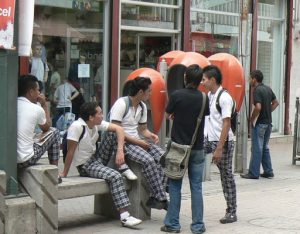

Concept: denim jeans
[[164, 150, 205, 233], [249, 123, 273, 178]]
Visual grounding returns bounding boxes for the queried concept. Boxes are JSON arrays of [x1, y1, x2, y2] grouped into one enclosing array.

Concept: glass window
[[257, 0, 285, 132], [121, 0, 180, 31], [190, 0, 240, 57], [33, 0, 106, 126]]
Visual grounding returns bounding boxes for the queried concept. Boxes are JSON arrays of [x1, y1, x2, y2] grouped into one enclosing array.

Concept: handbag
[[162, 93, 206, 179]]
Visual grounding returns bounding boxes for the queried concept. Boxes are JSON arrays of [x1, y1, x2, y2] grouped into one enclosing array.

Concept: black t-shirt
[[166, 88, 209, 150], [253, 83, 276, 124]]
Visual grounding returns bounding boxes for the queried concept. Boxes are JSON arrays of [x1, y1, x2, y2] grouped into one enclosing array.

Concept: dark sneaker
[[240, 173, 259, 179], [260, 172, 274, 178], [58, 175, 62, 184], [220, 213, 237, 224], [192, 227, 206, 234], [160, 225, 180, 233], [146, 197, 168, 210]]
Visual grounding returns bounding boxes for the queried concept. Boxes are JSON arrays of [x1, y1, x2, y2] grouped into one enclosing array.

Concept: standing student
[[161, 64, 209, 234], [202, 65, 237, 224], [241, 70, 279, 179]]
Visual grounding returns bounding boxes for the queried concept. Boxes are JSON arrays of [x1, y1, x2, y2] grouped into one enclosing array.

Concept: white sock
[[119, 164, 129, 170], [120, 211, 130, 220]]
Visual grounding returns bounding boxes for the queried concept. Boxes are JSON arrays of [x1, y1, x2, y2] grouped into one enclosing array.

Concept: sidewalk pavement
[[57, 137, 300, 234]]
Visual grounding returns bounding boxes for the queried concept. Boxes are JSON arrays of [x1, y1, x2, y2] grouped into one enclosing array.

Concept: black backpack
[[62, 125, 85, 163], [215, 89, 238, 134]]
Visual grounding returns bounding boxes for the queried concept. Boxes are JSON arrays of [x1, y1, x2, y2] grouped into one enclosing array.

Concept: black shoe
[[260, 172, 274, 178], [219, 213, 237, 224], [192, 227, 206, 234], [147, 197, 168, 210], [160, 225, 180, 233], [240, 173, 259, 179]]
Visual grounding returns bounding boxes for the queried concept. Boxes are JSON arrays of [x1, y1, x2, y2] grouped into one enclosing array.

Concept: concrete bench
[[18, 161, 150, 234]]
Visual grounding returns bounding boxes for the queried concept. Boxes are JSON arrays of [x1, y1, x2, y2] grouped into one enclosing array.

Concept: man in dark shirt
[[241, 70, 279, 179], [161, 64, 209, 234]]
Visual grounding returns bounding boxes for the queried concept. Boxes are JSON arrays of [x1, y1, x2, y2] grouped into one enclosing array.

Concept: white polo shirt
[[17, 97, 47, 163], [54, 82, 77, 108], [67, 118, 109, 166], [110, 97, 147, 139], [205, 86, 234, 141]]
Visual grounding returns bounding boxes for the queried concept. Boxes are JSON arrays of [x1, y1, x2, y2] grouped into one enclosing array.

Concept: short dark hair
[[202, 65, 222, 85], [80, 102, 99, 121], [185, 64, 203, 87], [126, 76, 152, 96], [250, 70, 264, 83], [18, 75, 39, 97]]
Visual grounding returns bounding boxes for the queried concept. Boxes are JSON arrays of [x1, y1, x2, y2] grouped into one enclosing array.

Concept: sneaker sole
[[122, 220, 142, 227]]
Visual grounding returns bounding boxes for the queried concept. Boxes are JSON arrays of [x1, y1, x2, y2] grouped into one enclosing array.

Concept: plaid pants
[[125, 142, 167, 201], [204, 140, 237, 215], [18, 128, 60, 168], [78, 131, 130, 210]]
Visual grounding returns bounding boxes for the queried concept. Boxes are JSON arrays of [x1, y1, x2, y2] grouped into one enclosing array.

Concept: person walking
[[202, 65, 237, 224], [161, 64, 209, 234], [241, 70, 279, 179]]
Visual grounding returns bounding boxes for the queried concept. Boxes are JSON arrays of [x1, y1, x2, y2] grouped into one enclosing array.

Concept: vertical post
[[235, 0, 250, 173], [292, 97, 299, 165], [158, 59, 168, 149], [0, 0, 19, 194]]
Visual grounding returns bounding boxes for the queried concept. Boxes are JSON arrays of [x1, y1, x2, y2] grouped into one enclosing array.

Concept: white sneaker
[[121, 215, 142, 227], [121, 169, 138, 180]]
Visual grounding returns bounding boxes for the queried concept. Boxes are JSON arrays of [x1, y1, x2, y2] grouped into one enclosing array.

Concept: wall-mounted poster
[[0, 0, 16, 49]]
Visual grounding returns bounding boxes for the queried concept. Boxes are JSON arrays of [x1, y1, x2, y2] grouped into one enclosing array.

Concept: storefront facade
[[190, 0, 291, 134]]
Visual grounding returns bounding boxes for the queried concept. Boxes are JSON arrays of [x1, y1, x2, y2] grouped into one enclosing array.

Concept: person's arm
[[271, 99, 279, 112], [60, 140, 78, 178], [212, 117, 231, 163], [107, 123, 125, 167], [37, 93, 51, 132], [69, 89, 79, 101], [111, 120, 151, 150], [138, 123, 159, 144], [250, 102, 261, 125]]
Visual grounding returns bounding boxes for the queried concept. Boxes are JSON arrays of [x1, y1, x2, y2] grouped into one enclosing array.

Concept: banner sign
[[0, 0, 16, 50]]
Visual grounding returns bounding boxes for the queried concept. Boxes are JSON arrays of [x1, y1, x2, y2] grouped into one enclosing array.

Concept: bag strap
[[190, 92, 207, 146]]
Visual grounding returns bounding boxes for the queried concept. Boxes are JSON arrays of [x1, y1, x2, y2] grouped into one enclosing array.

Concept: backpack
[[62, 125, 85, 163], [215, 89, 238, 134]]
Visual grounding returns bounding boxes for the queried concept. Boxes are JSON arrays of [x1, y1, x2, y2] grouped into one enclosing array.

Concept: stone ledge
[[58, 176, 131, 200]]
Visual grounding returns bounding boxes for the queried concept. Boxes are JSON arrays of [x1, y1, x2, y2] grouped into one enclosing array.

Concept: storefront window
[[33, 0, 107, 123], [190, 0, 240, 58], [257, 0, 286, 132]]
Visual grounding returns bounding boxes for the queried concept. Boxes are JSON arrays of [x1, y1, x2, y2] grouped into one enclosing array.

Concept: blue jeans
[[249, 123, 273, 178], [164, 150, 205, 233]]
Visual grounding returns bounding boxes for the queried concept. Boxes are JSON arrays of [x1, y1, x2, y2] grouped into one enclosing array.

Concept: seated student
[[59, 102, 141, 227], [108, 76, 168, 210], [17, 75, 61, 182]]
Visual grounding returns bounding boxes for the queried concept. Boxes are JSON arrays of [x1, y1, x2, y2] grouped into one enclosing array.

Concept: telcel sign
[[0, 0, 16, 49]]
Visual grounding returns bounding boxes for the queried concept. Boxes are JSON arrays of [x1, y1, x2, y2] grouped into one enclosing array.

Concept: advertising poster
[[0, 0, 16, 49]]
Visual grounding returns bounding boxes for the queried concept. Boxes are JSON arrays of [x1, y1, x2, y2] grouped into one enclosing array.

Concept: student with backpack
[[202, 65, 237, 224], [59, 102, 141, 227], [108, 76, 168, 210]]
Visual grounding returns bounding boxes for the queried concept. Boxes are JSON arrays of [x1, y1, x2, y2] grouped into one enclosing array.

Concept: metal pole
[[0, 0, 19, 195], [158, 59, 168, 149], [235, 0, 250, 173], [292, 97, 299, 165]]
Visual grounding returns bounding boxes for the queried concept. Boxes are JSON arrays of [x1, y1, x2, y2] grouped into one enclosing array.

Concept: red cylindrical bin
[[157, 50, 185, 71], [167, 52, 210, 96], [125, 68, 166, 134], [208, 53, 245, 111]]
